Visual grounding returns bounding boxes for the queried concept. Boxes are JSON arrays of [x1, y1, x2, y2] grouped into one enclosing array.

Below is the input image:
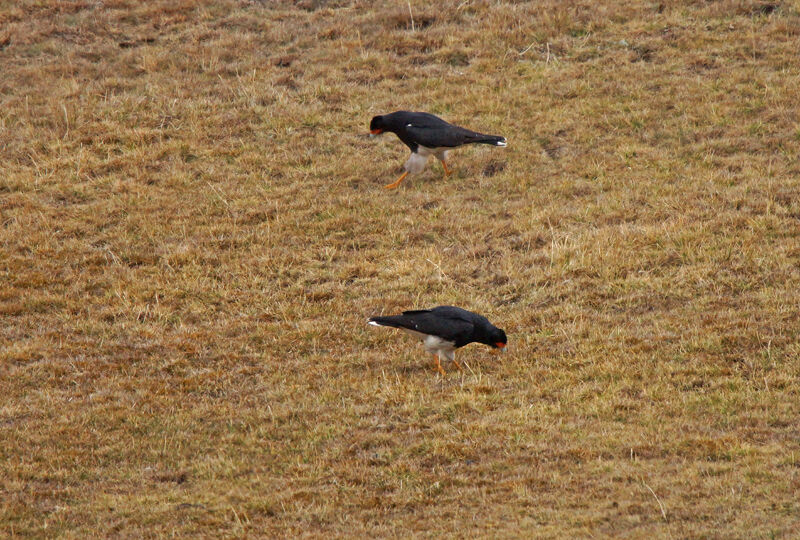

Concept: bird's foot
[[434, 355, 447, 376], [384, 171, 409, 189]]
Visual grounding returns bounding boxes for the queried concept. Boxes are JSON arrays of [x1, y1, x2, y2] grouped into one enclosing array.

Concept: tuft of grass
[[1, 0, 800, 537]]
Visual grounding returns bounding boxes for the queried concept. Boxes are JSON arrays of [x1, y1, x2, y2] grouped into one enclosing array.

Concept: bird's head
[[369, 115, 386, 136], [489, 327, 507, 352]]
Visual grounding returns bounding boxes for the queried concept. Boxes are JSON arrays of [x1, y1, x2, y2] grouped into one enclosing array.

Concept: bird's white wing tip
[[368, 320, 382, 327], [496, 140, 507, 147]]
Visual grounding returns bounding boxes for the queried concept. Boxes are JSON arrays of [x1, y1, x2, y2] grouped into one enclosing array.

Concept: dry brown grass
[[2, 0, 800, 537]]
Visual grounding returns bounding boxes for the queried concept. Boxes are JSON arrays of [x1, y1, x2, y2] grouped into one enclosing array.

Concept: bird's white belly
[[423, 334, 456, 354], [404, 147, 449, 174], [399, 328, 455, 355], [404, 152, 429, 173], [418, 146, 449, 160]]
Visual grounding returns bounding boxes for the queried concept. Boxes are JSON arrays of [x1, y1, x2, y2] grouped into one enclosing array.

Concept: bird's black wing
[[389, 112, 467, 148], [405, 116, 505, 148], [371, 309, 475, 345], [406, 125, 480, 148], [404, 308, 477, 345]]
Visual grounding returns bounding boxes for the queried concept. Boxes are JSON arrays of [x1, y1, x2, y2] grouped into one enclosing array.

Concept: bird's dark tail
[[368, 310, 434, 330], [368, 315, 407, 329], [466, 133, 507, 147]]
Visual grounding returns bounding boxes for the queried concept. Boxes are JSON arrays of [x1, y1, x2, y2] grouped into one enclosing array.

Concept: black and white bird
[[369, 111, 507, 189], [368, 306, 507, 375]]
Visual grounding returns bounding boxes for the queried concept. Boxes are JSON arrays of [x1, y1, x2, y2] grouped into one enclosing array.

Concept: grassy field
[[2, 0, 800, 537]]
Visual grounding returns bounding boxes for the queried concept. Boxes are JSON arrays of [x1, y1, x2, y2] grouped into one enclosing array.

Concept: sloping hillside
[[1, 1, 799, 536]]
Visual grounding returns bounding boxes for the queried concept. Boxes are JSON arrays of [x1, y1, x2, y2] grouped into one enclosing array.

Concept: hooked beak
[[369, 128, 383, 137], [495, 342, 507, 354]]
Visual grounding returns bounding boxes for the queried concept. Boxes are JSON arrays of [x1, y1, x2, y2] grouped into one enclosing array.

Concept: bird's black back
[[370, 111, 506, 152], [369, 305, 506, 348]]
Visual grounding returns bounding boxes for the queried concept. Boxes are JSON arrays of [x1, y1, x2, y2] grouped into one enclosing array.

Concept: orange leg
[[384, 171, 409, 190], [433, 354, 446, 376], [441, 160, 452, 177], [451, 358, 463, 372]]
